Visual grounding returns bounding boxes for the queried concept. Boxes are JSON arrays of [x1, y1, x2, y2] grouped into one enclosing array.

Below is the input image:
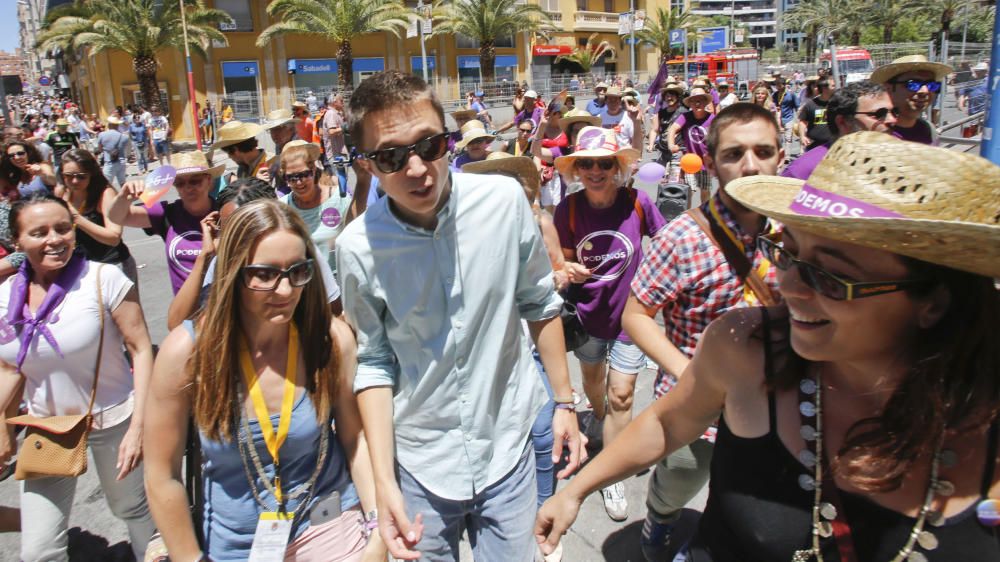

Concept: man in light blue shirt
[[338, 71, 583, 562]]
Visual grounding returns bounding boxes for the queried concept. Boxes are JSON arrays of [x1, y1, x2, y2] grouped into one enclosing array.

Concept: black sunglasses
[[575, 158, 616, 171], [7, 151, 26, 157], [854, 107, 900, 121], [362, 131, 450, 174], [757, 235, 925, 301], [284, 170, 314, 184], [889, 79, 942, 93], [61, 172, 90, 181], [241, 259, 315, 291]]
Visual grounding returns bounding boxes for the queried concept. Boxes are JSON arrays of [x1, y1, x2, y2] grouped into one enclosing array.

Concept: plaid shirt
[[630, 193, 779, 442]]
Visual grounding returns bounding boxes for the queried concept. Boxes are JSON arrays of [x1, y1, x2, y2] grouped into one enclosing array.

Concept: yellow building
[[66, 0, 663, 142]]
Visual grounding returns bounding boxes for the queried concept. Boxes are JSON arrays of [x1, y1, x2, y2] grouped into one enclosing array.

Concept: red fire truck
[[819, 47, 875, 85], [665, 48, 759, 95]]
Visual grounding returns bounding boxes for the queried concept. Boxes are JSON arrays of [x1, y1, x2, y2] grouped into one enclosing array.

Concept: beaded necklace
[[792, 369, 947, 562]]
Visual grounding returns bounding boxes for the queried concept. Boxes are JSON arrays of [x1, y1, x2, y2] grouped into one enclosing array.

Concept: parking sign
[[669, 29, 686, 47]]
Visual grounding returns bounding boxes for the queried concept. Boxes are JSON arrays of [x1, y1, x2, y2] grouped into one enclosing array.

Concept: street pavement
[[0, 93, 972, 562]]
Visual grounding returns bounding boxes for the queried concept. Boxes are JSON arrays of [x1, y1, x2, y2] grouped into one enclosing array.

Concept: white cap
[[973, 62, 989, 71], [524, 89, 538, 98]]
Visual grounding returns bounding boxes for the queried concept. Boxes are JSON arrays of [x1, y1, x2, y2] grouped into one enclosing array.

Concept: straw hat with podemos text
[[212, 120, 263, 150], [870, 55, 953, 85], [462, 152, 541, 201], [724, 132, 1000, 279], [454, 121, 495, 151], [170, 151, 225, 179], [554, 126, 639, 177]]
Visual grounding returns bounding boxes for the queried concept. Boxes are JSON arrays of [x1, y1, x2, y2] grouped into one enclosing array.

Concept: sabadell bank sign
[[299, 63, 334, 73]]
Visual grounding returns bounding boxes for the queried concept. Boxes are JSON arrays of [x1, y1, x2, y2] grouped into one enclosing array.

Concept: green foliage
[[432, 0, 554, 81], [634, 6, 714, 60], [555, 33, 613, 72], [38, 0, 230, 61]]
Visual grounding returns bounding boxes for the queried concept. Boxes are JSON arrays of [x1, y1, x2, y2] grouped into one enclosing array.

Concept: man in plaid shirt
[[622, 103, 784, 561]]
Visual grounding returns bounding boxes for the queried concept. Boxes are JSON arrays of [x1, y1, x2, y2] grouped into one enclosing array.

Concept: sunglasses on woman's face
[[889, 79, 942, 93], [757, 234, 925, 301], [284, 170, 314, 184], [574, 158, 616, 171], [241, 259, 315, 291], [61, 172, 90, 182], [7, 151, 26, 158], [362, 131, 450, 174]]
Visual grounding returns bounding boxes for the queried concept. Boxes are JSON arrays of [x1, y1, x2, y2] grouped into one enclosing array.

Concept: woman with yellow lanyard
[[143, 200, 385, 562]]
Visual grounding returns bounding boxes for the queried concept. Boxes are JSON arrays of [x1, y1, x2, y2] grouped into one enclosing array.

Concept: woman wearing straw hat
[[552, 126, 667, 523], [277, 140, 357, 273], [109, 151, 222, 295], [646, 84, 687, 166], [537, 132, 1000, 561], [213, 120, 271, 183], [532, 108, 600, 213], [447, 109, 477, 154], [450, 121, 495, 172], [666, 87, 716, 204]]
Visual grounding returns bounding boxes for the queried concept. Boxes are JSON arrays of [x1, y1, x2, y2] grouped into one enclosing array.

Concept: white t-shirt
[[0, 261, 135, 420], [611, 113, 635, 149]]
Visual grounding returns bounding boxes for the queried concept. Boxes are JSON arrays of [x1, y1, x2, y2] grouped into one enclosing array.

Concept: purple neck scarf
[[7, 252, 87, 371]]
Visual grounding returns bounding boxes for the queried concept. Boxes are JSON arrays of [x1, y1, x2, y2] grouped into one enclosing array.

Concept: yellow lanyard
[[709, 197, 771, 305], [239, 323, 299, 505]]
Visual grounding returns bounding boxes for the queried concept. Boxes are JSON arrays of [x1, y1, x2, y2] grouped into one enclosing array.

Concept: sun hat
[[278, 139, 322, 162], [553, 126, 640, 177], [623, 87, 640, 99], [55, 118, 69, 127], [451, 108, 477, 122], [524, 89, 539, 99], [262, 108, 299, 130], [725, 131, 1000, 279], [605, 86, 623, 98], [462, 152, 540, 200], [454, 120, 495, 151], [170, 150, 226, 179], [559, 108, 601, 132], [107, 116, 122, 126], [870, 55, 953, 84], [212, 120, 264, 150], [973, 62, 989, 71], [661, 83, 686, 97], [683, 87, 712, 108], [806, 75, 820, 82], [474, 90, 485, 97], [595, 82, 609, 90]]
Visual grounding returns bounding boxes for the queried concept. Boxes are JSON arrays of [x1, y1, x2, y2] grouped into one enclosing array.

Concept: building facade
[[59, 0, 671, 141], [17, 0, 57, 90]]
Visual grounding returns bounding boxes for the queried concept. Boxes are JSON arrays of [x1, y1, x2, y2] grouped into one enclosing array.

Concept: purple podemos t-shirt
[[554, 188, 667, 341], [891, 119, 937, 145], [781, 143, 830, 181], [674, 112, 715, 169], [145, 200, 213, 294]]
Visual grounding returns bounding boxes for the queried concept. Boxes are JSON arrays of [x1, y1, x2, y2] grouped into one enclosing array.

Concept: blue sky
[[0, 3, 21, 54]]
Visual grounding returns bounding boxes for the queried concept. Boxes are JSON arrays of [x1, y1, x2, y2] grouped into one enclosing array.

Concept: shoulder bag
[[687, 207, 778, 308], [8, 265, 105, 480]]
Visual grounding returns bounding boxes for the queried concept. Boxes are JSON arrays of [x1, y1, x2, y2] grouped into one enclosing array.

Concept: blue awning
[[354, 58, 385, 72], [457, 55, 518, 69], [411, 56, 436, 71], [222, 61, 259, 78]]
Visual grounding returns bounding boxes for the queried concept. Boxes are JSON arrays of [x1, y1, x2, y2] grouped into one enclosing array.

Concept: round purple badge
[[977, 498, 1000, 526], [320, 207, 342, 228]]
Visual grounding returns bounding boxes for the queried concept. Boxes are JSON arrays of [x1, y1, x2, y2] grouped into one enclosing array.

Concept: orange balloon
[[679, 153, 703, 175]]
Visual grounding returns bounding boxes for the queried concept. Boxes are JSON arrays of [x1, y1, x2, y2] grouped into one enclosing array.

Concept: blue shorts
[[154, 139, 170, 155], [573, 335, 645, 375]]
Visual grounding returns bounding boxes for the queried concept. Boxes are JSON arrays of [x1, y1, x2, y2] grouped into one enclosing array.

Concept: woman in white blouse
[[0, 194, 155, 561]]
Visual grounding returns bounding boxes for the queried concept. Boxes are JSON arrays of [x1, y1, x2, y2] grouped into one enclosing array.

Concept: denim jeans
[[133, 141, 148, 172], [531, 351, 555, 507], [102, 160, 126, 187], [398, 443, 537, 562], [19, 417, 155, 562]]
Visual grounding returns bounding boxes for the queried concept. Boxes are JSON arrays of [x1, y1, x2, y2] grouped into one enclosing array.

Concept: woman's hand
[[117, 179, 146, 203], [199, 212, 220, 259], [26, 163, 43, 176], [115, 420, 143, 480], [361, 530, 389, 562], [553, 269, 569, 292], [534, 490, 584, 556], [564, 261, 592, 284]]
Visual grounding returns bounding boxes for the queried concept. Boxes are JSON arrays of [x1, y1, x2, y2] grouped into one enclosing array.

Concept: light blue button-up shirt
[[336, 172, 562, 500]]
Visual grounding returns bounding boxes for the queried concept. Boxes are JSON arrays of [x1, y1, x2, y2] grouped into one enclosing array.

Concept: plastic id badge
[[248, 511, 293, 562]]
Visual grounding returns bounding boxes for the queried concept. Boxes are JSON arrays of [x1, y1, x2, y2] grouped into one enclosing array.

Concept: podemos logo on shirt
[[576, 230, 635, 282]]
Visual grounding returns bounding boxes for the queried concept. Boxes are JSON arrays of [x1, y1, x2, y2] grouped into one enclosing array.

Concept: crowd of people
[[0, 52, 993, 562]]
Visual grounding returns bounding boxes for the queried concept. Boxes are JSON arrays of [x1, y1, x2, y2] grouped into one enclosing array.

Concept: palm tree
[[433, 0, 554, 82], [555, 34, 614, 73], [38, 0, 229, 111], [865, 0, 919, 44], [258, 0, 410, 91], [915, 0, 965, 44], [635, 7, 711, 63], [783, 0, 865, 55]]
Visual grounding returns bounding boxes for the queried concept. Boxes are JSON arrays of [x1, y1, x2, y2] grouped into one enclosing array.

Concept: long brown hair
[[767, 260, 1000, 492], [190, 200, 337, 442]]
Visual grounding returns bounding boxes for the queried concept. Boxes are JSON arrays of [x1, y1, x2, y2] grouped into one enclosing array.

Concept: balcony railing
[[545, 10, 563, 22], [574, 10, 620, 32]]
